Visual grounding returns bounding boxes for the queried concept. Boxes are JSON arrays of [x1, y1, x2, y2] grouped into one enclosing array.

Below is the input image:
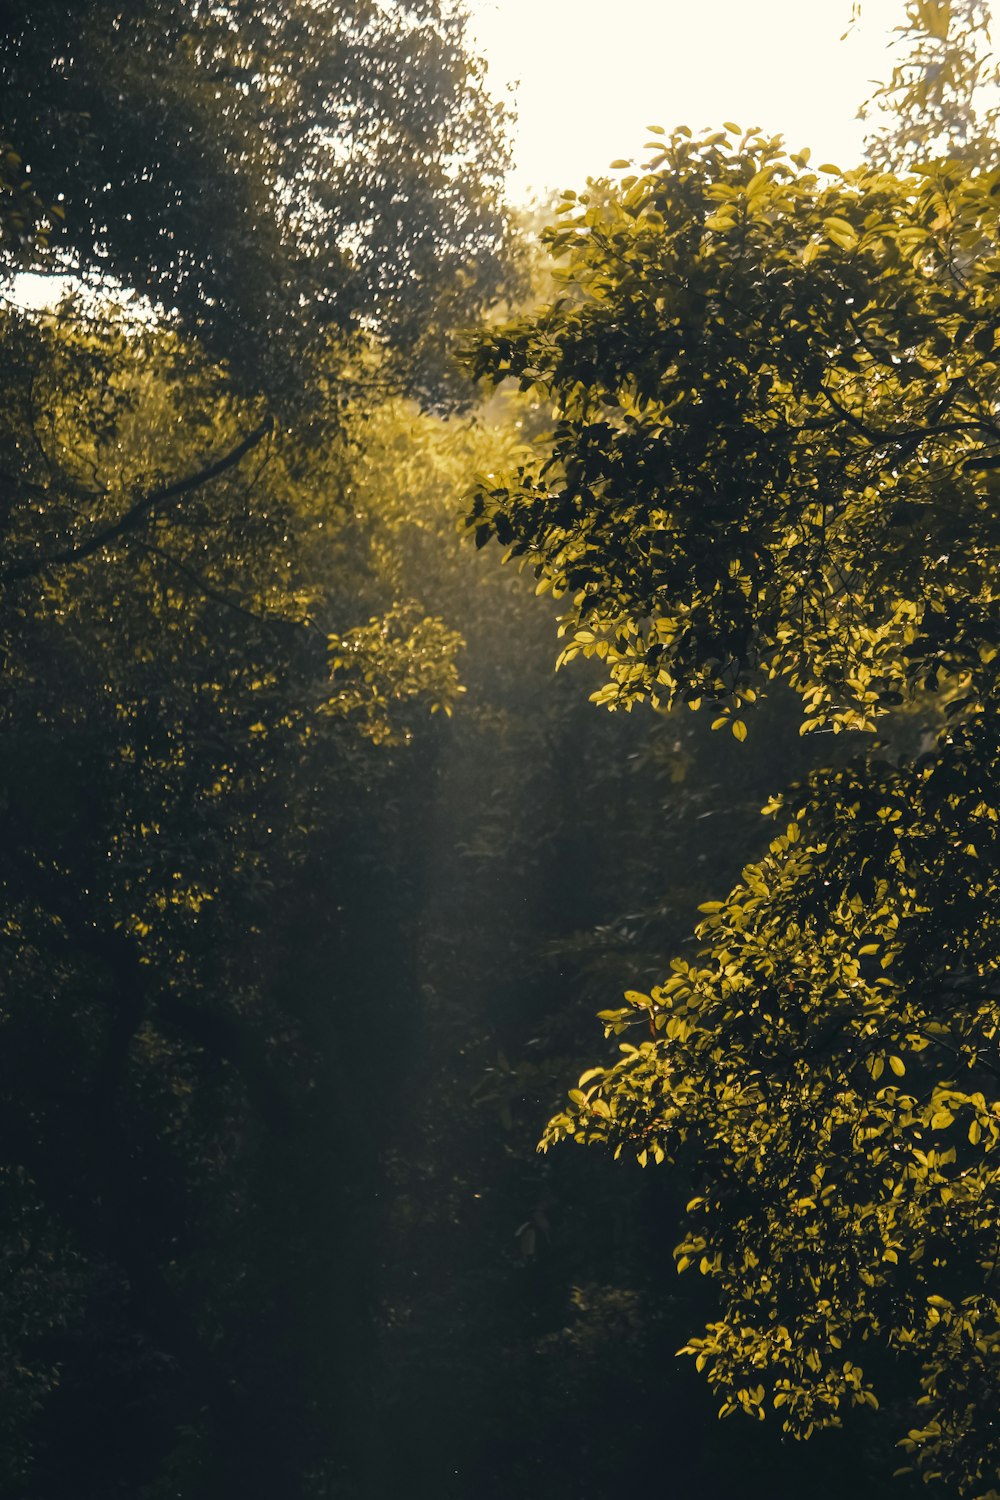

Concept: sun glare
[[468, 0, 922, 200]]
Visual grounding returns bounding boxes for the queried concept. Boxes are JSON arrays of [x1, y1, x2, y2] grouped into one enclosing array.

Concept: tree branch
[[0, 413, 274, 585]]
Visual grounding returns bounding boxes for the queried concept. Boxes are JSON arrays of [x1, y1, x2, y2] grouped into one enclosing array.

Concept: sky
[[465, 0, 920, 201]]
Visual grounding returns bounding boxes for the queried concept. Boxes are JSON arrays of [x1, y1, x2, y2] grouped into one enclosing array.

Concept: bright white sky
[[466, 0, 927, 201]]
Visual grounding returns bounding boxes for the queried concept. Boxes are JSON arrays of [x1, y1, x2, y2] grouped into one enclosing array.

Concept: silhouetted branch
[[1, 413, 274, 585]]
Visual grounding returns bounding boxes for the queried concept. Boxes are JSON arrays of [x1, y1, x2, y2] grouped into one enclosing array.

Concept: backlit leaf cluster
[[469, 130, 1000, 736]]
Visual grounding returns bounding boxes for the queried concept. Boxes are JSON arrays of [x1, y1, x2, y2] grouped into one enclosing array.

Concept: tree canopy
[[8, 0, 1000, 1496], [0, 4, 527, 1493], [0, 0, 518, 398], [470, 127, 1000, 1497]]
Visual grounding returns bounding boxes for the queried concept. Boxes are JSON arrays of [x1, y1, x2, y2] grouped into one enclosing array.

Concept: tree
[[0, 2, 529, 1486], [0, 301, 482, 1495], [469, 127, 1000, 1496], [0, 0, 518, 401]]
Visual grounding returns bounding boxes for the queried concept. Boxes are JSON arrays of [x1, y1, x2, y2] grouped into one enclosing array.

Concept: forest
[[2, 1, 1000, 1496]]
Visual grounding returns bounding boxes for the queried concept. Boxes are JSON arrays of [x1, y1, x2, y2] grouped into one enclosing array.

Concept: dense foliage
[[0, 306, 862, 1497], [4, 0, 999, 1496], [0, 4, 525, 1494], [471, 126, 1000, 1496], [0, 0, 518, 399]]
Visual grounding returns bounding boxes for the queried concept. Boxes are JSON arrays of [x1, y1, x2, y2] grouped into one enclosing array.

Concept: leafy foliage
[[470, 129, 1000, 738], [0, 303, 504, 1497], [0, 3, 523, 1484], [0, 140, 49, 262], [470, 127, 1000, 1496], [861, 0, 1000, 170], [7, 1, 994, 1494], [0, 0, 518, 399], [354, 396, 884, 1500]]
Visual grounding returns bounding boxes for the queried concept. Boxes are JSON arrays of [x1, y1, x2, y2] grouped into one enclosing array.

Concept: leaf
[[823, 215, 857, 250], [623, 989, 651, 1007]]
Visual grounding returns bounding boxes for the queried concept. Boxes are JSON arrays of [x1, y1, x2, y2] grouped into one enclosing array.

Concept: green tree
[[470, 127, 1000, 1496], [0, 140, 49, 263]]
